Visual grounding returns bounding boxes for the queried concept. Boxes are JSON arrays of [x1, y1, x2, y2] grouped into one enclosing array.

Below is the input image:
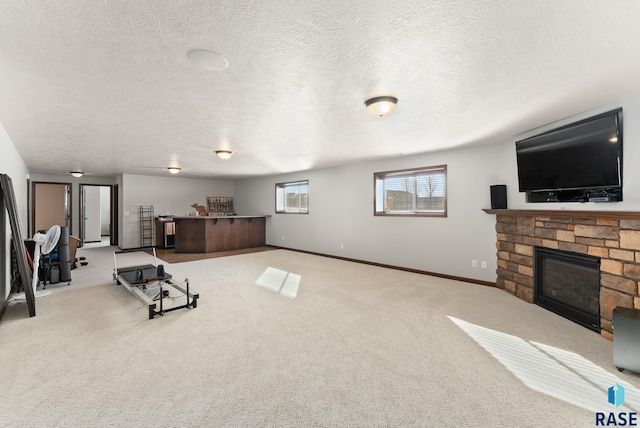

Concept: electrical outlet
[[481, 261, 487, 269], [472, 260, 478, 268], [282, 236, 285, 241], [340, 243, 344, 249]]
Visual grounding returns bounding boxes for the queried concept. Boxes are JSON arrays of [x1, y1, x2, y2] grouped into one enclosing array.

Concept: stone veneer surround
[[486, 209, 640, 340]]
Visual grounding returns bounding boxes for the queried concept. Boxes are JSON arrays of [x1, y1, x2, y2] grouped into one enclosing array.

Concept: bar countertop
[[172, 215, 271, 219]]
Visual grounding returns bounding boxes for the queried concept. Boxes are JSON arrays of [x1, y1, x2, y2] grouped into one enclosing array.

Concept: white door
[[83, 186, 101, 242]]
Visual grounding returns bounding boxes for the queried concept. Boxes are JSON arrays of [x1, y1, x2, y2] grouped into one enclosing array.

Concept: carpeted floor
[[1, 246, 639, 427]]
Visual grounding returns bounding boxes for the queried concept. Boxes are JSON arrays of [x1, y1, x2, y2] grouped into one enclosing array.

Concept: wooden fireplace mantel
[[483, 209, 640, 220]]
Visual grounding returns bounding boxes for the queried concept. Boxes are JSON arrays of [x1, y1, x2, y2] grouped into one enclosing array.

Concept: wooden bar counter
[[173, 216, 267, 253]]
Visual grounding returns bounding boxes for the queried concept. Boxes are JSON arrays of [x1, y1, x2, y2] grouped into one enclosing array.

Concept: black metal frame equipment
[[113, 248, 198, 319]]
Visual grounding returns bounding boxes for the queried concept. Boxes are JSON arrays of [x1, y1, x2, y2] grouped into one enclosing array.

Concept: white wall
[[0, 122, 29, 303], [234, 94, 640, 283], [119, 174, 234, 249], [235, 143, 503, 282]]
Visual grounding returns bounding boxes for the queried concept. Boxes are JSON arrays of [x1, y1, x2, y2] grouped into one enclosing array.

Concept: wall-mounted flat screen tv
[[516, 109, 622, 202]]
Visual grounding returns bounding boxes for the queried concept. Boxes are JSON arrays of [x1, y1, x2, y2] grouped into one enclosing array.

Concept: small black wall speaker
[[490, 185, 507, 209]]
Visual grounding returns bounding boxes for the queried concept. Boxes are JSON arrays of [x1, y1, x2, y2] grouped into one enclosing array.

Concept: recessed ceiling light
[[187, 49, 228, 71]]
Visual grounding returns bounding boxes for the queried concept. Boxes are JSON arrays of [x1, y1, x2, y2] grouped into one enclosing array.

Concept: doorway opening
[[79, 184, 118, 247]]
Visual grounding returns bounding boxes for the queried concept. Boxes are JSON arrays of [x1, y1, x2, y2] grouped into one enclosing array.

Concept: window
[[374, 165, 447, 217], [276, 180, 309, 214]]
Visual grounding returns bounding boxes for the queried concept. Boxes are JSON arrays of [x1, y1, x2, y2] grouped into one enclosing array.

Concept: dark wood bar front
[[173, 216, 267, 253]]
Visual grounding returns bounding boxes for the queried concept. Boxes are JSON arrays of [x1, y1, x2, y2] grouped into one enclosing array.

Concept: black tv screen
[[516, 109, 622, 193]]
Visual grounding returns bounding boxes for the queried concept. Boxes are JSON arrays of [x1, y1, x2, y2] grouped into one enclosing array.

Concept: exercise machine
[[113, 248, 198, 319]]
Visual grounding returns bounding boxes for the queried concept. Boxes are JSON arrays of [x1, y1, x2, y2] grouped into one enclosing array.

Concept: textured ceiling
[[2, 1, 640, 180]]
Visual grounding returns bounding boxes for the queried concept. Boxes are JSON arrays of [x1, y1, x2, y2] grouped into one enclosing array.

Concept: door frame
[[31, 181, 71, 237], [79, 184, 119, 247]]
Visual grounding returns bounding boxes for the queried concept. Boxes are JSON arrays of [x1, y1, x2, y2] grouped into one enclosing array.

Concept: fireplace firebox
[[534, 247, 601, 332]]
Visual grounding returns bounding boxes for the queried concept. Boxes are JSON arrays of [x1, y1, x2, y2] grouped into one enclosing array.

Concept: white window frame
[[275, 180, 309, 214], [374, 165, 447, 217]]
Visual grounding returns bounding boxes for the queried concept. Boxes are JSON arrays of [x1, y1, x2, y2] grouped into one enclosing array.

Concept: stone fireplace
[[486, 209, 640, 339]]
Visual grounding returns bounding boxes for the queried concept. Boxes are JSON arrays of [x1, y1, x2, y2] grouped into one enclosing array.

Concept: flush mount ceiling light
[[167, 167, 181, 174], [70, 171, 84, 178], [365, 96, 398, 117], [187, 49, 229, 71], [215, 150, 234, 160]]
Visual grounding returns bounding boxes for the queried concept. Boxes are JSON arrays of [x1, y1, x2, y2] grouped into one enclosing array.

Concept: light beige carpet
[[1, 246, 639, 427], [151, 246, 277, 264]]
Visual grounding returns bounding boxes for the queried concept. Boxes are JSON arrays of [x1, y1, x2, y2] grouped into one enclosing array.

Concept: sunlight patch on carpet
[[280, 273, 301, 299], [256, 267, 301, 298], [448, 315, 640, 413]]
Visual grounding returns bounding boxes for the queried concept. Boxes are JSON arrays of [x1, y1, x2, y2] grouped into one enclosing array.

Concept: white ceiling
[[2, 1, 640, 180]]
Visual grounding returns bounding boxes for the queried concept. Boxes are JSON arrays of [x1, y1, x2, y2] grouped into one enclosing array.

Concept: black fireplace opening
[[534, 247, 601, 333]]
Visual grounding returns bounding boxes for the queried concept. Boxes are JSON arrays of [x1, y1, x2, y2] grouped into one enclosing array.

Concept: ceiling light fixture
[[70, 171, 84, 178], [167, 167, 181, 174], [365, 96, 398, 117], [215, 150, 233, 160], [187, 49, 229, 71]]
